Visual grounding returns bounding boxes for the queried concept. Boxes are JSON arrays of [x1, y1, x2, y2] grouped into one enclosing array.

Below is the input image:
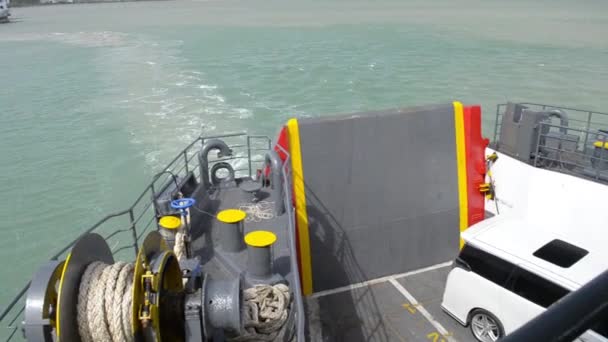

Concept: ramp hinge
[[486, 152, 498, 163], [479, 183, 495, 200]]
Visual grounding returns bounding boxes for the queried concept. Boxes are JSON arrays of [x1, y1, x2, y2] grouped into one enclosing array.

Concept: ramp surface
[[297, 105, 461, 292]]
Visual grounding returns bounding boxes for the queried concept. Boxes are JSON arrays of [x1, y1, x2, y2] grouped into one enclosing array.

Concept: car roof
[[462, 215, 607, 289]]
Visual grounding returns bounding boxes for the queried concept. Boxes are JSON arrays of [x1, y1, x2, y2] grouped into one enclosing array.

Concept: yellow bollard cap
[[244, 230, 277, 248], [159, 216, 181, 230], [217, 209, 247, 223]]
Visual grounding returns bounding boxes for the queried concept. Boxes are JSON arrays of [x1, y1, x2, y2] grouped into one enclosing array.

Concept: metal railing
[[531, 123, 608, 182], [492, 102, 608, 184], [0, 132, 297, 341], [493, 102, 608, 147], [275, 143, 305, 342]]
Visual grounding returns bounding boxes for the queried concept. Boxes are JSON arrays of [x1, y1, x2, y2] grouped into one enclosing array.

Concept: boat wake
[[0, 31, 128, 47], [87, 33, 255, 171]]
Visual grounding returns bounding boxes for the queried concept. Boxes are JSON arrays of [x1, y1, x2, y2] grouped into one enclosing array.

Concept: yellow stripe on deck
[[287, 118, 314, 295], [453, 101, 469, 249]]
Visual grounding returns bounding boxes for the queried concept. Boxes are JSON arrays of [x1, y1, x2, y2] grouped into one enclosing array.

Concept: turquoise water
[[1, 0, 608, 305]]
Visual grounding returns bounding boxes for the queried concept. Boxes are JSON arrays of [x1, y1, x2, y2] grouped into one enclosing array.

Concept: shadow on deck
[[306, 264, 477, 342]]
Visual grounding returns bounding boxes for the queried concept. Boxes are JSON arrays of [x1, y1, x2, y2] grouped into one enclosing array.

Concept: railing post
[[494, 105, 501, 145], [247, 136, 252, 177], [583, 111, 592, 154], [534, 123, 543, 167], [129, 209, 139, 257], [597, 135, 605, 181], [183, 150, 189, 174], [150, 183, 159, 221], [200, 138, 206, 181]]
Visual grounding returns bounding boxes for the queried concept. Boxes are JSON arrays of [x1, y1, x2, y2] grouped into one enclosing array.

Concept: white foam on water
[[206, 94, 226, 103], [85, 34, 256, 170], [236, 108, 253, 119], [145, 150, 161, 165], [0, 31, 129, 47]]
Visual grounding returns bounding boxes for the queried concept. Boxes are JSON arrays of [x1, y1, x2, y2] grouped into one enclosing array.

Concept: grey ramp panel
[[298, 104, 460, 291]]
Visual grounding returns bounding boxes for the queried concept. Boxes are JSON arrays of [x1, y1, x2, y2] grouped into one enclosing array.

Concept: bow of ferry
[[2, 101, 608, 342]]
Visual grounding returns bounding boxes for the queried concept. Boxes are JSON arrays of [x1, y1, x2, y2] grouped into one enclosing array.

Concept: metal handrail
[[517, 102, 608, 116], [275, 143, 305, 342], [0, 132, 291, 339], [493, 102, 608, 145], [529, 120, 608, 184]]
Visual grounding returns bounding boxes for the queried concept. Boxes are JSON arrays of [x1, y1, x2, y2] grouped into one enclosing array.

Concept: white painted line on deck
[[392, 261, 453, 280], [309, 274, 391, 299], [309, 261, 452, 299], [388, 277, 458, 342]]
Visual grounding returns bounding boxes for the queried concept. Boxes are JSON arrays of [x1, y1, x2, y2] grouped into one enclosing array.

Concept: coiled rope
[[174, 230, 186, 261], [172, 207, 191, 261], [230, 284, 291, 341], [76, 263, 290, 342], [238, 201, 275, 223], [77, 261, 134, 342]]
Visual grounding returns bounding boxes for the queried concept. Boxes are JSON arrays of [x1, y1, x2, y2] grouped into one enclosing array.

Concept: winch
[[23, 232, 242, 341], [22, 229, 291, 342]]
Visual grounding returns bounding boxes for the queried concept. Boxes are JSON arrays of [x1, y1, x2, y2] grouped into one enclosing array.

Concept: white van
[[441, 216, 607, 342], [0, 0, 9, 22]]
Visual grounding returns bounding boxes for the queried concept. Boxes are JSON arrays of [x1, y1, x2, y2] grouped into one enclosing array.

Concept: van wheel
[[469, 309, 504, 342]]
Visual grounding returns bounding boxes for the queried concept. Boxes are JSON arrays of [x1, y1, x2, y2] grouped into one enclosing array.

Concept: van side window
[[510, 267, 569, 308], [459, 245, 514, 287]]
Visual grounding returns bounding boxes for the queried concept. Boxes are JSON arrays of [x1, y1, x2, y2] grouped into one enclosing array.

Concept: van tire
[[468, 309, 505, 342]]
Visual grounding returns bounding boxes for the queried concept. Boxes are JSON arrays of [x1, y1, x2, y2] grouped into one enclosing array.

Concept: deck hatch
[[533, 239, 588, 268]]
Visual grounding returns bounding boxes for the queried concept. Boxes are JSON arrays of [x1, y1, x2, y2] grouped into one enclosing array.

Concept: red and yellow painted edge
[[453, 102, 469, 249], [463, 105, 488, 227], [454, 101, 489, 249], [285, 119, 314, 295]]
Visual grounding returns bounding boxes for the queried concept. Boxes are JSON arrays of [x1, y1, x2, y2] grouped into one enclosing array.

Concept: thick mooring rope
[[230, 284, 291, 341], [173, 209, 190, 261], [174, 230, 187, 261], [76, 260, 289, 342], [77, 261, 134, 342]]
